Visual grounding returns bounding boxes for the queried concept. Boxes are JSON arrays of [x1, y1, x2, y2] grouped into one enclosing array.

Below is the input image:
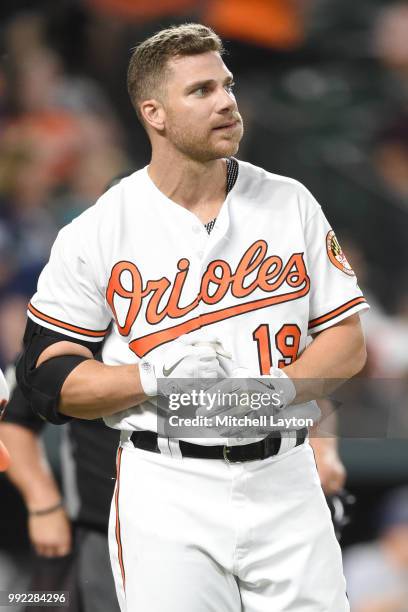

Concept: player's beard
[[165, 112, 244, 162]]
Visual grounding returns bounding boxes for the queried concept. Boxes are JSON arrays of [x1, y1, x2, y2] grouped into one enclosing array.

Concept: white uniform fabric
[[109, 439, 349, 612], [28, 160, 368, 442]]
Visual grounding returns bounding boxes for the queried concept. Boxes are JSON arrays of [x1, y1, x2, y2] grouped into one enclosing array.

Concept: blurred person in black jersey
[[0, 374, 120, 612]]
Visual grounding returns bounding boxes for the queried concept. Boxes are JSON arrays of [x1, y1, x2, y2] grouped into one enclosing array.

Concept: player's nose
[[215, 85, 236, 114]]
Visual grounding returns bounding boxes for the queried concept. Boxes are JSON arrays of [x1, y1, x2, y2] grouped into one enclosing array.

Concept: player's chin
[[212, 138, 241, 158], [214, 129, 243, 156]]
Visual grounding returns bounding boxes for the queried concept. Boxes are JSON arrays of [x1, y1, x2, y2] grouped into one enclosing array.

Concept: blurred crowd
[[0, 1, 407, 610], [0, 0, 407, 376], [344, 486, 408, 610]]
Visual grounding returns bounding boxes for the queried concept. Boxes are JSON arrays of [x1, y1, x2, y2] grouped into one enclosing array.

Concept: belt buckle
[[223, 445, 246, 463]]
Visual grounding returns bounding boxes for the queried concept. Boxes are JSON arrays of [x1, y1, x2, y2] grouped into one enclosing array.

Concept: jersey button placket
[[193, 226, 208, 323], [191, 224, 208, 263]]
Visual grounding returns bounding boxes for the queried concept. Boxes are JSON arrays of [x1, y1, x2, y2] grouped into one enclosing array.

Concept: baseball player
[[17, 24, 369, 611]]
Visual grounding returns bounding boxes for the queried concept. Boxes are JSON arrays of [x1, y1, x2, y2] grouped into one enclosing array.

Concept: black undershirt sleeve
[[15, 319, 105, 424], [21, 318, 102, 364]]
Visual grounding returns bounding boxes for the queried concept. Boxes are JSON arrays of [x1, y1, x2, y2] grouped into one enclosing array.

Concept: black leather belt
[[130, 428, 308, 463]]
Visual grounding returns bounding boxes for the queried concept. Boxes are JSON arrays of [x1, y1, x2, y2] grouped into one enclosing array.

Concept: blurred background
[[0, 1, 407, 610]]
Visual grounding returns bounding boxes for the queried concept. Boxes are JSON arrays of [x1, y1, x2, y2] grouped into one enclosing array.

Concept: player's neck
[[147, 152, 227, 223]]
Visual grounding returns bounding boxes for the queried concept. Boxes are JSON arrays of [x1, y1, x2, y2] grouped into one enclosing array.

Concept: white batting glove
[[231, 366, 296, 409], [195, 367, 297, 438], [192, 338, 234, 377], [267, 366, 297, 407], [138, 333, 229, 397]]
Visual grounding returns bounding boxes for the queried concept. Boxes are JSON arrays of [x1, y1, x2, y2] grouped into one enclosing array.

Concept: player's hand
[[195, 366, 288, 436], [139, 332, 230, 397], [311, 437, 346, 495], [28, 507, 72, 558]]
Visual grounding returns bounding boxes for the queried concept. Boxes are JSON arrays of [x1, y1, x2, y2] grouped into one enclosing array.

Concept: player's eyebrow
[[185, 74, 234, 93]]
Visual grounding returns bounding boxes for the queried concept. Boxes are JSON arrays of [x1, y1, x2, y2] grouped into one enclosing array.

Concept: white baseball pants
[[109, 437, 349, 612]]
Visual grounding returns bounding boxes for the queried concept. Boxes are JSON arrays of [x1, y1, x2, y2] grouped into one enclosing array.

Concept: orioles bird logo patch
[[326, 230, 354, 276]]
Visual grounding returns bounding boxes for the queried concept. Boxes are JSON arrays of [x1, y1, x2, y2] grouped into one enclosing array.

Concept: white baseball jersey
[[28, 159, 369, 437]]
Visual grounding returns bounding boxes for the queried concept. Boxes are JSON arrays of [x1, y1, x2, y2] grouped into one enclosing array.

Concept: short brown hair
[[127, 23, 224, 121]]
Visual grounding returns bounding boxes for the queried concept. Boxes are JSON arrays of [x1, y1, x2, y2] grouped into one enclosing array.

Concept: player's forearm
[[59, 359, 148, 419], [309, 401, 346, 494], [283, 314, 366, 403], [310, 399, 338, 456], [310, 398, 338, 439], [309, 435, 338, 457], [0, 424, 61, 510]]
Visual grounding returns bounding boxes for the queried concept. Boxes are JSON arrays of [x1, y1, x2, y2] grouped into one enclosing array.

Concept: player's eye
[[194, 86, 208, 97], [225, 82, 235, 93]]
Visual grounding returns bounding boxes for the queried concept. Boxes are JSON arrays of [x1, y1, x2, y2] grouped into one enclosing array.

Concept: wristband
[[29, 501, 63, 517], [138, 360, 157, 397], [269, 367, 297, 407]]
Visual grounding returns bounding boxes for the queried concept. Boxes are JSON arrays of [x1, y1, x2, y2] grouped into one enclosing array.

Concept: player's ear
[[140, 99, 166, 132]]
